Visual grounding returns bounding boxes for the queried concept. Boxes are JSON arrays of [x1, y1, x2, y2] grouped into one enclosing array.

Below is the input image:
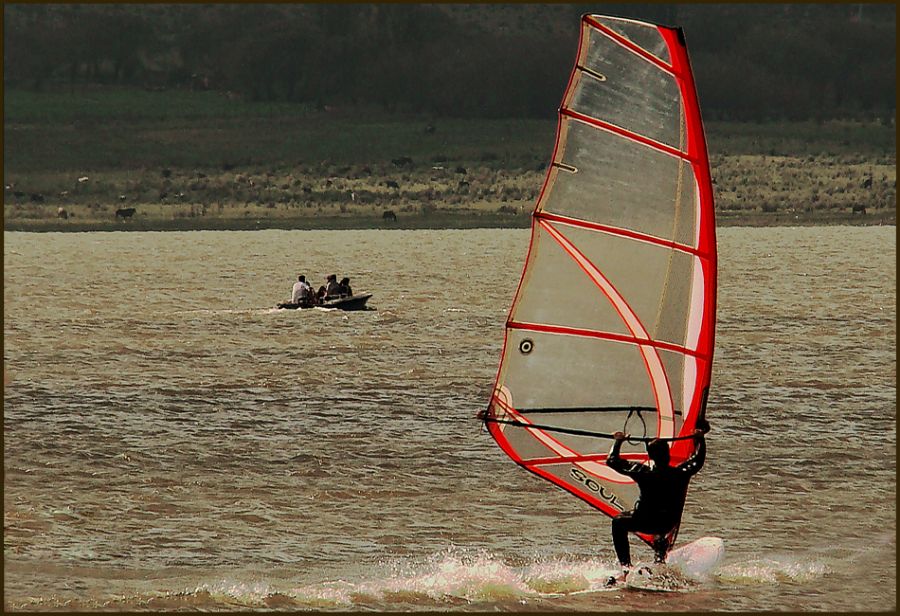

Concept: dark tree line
[[4, 3, 895, 121]]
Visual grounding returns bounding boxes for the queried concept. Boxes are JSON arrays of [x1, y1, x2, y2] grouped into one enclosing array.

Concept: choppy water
[[4, 226, 896, 611]]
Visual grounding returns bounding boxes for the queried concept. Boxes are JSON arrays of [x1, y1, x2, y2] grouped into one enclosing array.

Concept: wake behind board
[[624, 537, 725, 592]]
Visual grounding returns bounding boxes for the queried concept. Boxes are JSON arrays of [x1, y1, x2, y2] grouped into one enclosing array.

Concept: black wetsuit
[[606, 436, 706, 566]]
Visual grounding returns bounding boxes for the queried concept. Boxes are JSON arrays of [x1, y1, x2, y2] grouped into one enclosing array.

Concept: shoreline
[[4, 210, 894, 233]]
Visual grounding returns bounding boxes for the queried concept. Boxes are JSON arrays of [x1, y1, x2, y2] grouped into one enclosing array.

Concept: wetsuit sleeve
[[677, 435, 706, 476], [606, 438, 646, 477]]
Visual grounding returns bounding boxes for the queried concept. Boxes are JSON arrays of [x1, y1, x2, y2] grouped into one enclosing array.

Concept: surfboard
[[666, 536, 725, 576], [620, 537, 724, 592]]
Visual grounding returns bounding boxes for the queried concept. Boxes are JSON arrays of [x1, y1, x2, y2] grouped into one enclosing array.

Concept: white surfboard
[[666, 536, 725, 577], [622, 537, 724, 592]]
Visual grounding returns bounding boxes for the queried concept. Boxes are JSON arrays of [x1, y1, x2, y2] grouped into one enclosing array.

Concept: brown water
[[4, 226, 896, 611]]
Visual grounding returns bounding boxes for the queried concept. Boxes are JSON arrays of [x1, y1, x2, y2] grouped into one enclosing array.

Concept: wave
[[9, 546, 838, 611]]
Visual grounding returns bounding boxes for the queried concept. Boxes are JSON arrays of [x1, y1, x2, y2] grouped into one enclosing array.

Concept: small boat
[[277, 293, 373, 311]]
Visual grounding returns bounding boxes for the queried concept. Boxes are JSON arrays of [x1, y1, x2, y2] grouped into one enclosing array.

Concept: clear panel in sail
[[511, 225, 632, 336], [543, 117, 699, 246], [498, 328, 657, 411], [592, 15, 672, 65], [572, 26, 683, 148]]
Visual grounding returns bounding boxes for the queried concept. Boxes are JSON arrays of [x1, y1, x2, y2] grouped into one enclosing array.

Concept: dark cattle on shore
[[116, 207, 137, 219], [382, 210, 397, 222], [385, 180, 400, 189], [852, 204, 867, 215]]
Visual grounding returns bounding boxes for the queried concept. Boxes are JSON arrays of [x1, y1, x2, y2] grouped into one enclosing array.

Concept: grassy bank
[[4, 87, 896, 231]]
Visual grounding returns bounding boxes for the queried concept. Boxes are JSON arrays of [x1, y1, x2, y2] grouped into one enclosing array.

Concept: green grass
[[6, 87, 896, 174], [4, 86, 895, 231], [706, 119, 896, 159], [4, 87, 313, 124], [5, 87, 556, 173]]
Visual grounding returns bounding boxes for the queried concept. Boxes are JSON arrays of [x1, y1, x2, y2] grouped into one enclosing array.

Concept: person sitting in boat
[[338, 277, 353, 297], [605, 417, 711, 576], [315, 285, 327, 304], [291, 275, 313, 306], [324, 274, 342, 299]]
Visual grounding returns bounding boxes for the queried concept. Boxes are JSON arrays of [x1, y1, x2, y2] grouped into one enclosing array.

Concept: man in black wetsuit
[[606, 418, 710, 574]]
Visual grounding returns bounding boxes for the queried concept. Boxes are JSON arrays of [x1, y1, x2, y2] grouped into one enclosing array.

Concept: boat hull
[[277, 293, 373, 311]]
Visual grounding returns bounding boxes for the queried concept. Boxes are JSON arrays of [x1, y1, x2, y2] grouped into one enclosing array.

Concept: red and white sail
[[484, 15, 716, 546]]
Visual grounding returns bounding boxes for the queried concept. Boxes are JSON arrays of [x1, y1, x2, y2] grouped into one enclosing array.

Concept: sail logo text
[[570, 467, 625, 511]]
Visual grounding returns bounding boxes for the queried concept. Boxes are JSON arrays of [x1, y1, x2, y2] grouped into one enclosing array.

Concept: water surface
[[4, 226, 896, 611]]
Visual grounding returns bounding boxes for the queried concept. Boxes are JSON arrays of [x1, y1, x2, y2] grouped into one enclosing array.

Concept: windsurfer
[[606, 418, 711, 575]]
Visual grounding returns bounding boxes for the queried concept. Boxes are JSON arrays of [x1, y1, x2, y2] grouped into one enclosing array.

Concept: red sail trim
[[528, 460, 626, 519], [488, 392, 646, 531], [507, 320, 709, 360], [560, 108, 689, 160], [659, 25, 718, 462], [536, 211, 710, 258], [488, 420, 652, 530], [523, 452, 647, 468], [583, 15, 675, 75], [491, 394, 581, 454], [490, 395, 611, 475]]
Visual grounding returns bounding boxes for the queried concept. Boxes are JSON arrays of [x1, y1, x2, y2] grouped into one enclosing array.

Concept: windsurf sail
[[481, 15, 716, 549]]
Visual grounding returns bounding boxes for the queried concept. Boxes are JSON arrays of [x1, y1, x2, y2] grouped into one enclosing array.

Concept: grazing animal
[[30, 193, 45, 203], [116, 207, 137, 220], [455, 166, 467, 175], [383, 210, 398, 222], [852, 204, 867, 215], [385, 180, 400, 189], [57, 207, 68, 220], [392, 156, 413, 167], [862, 176, 873, 189]]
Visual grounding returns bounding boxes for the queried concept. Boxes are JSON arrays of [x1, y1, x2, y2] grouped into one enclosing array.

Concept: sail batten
[[559, 108, 690, 160], [537, 211, 710, 258], [584, 15, 675, 74], [483, 14, 717, 549], [507, 321, 711, 359]]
